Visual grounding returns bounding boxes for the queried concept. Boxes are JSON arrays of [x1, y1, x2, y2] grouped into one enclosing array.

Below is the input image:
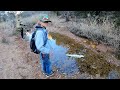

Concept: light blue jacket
[[35, 27, 50, 54], [27, 25, 57, 54], [27, 26, 50, 54]]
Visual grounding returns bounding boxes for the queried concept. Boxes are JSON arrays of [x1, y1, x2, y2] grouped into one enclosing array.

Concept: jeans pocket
[[41, 54, 49, 60]]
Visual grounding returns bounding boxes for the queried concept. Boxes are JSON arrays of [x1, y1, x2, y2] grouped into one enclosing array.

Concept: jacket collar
[[35, 25, 46, 29]]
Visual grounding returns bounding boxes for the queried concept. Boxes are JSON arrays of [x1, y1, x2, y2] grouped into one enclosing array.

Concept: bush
[[68, 15, 120, 58]]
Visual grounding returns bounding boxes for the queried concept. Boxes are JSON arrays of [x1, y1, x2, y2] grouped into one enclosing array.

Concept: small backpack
[[30, 28, 47, 54]]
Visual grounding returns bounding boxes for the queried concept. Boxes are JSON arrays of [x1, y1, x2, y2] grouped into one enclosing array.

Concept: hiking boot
[[45, 71, 55, 77]]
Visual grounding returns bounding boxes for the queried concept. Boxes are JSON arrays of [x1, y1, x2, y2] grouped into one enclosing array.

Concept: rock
[[108, 70, 120, 79]]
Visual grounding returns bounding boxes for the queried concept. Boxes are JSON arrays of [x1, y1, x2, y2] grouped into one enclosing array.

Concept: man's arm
[[35, 30, 50, 54]]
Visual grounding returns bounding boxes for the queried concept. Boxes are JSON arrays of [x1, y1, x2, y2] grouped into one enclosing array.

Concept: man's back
[[34, 27, 50, 54]]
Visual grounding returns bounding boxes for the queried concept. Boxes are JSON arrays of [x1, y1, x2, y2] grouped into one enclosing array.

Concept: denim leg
[[41, 54, 52, 75], [44, 58, 52, 75], [39, 53, 46, 73]]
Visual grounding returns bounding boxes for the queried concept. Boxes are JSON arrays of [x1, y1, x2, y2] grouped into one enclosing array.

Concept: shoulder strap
[[32, 30, 37, 38]]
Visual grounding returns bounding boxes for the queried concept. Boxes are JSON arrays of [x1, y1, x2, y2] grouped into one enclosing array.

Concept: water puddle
[[50, 43, 80, 77]]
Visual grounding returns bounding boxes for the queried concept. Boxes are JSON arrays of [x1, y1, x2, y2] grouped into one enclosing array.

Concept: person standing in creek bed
[[26, 14, 55, 77]]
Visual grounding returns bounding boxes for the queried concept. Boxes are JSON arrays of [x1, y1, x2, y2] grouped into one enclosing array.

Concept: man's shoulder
[[36, 29, 44, 35]]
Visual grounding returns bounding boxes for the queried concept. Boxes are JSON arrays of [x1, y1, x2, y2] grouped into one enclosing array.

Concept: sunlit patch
[[91, 44, 96, 49], [48, 34, 52, 40]]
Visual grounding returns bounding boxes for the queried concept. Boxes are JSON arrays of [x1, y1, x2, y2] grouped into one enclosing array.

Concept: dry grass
[[21, 14, 39, 25], [21, 12, 52, 25], [66, 17, 120, 48], [0, 20, 15, 36]]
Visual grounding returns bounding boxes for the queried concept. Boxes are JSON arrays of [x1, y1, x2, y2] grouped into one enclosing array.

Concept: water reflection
[[50, 44, 79, 76]]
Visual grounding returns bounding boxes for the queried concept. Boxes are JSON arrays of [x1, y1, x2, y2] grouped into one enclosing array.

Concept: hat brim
[[40, 20, 51, 23], [43, 21, 52, 23]]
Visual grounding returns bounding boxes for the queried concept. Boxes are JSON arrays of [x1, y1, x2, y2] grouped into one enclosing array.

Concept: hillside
[[0, 11, 120, 79]]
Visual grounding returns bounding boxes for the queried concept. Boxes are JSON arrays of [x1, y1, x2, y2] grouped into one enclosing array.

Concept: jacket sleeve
[[35, 30, 50, 54]]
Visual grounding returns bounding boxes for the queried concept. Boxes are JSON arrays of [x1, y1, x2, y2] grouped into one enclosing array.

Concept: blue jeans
[[40, 53, 52, 75]]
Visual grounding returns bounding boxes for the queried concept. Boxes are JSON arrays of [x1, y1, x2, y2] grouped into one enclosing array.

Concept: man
[[26, 14, 54, 77], [21, 27, 24, 38], [16, 19, 24, 39], [19, 23, 26, 39]]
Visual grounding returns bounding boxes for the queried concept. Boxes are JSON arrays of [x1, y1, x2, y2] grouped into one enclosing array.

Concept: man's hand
[[26, 32, 30, 36]]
